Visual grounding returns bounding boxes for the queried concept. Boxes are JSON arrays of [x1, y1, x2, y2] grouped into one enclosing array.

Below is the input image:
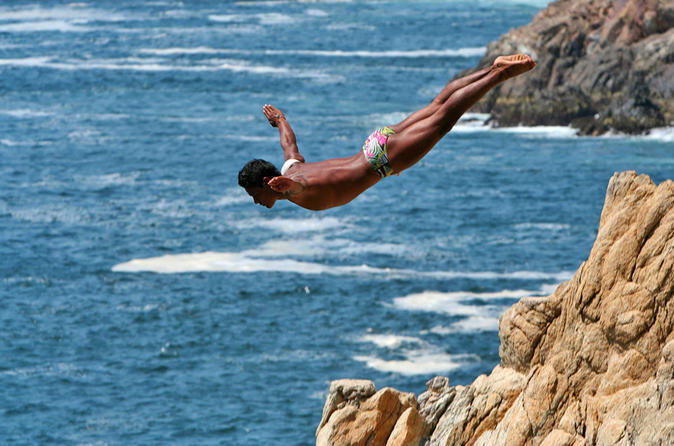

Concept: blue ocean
[[1, 1, 672, 444]]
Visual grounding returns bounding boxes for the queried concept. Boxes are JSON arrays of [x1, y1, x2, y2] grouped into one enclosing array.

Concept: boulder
[[316, 379, 425, 446], [466, 0, 674, 135]]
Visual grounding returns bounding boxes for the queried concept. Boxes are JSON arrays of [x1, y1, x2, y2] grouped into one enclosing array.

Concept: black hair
[[238, 159, 281, 188]]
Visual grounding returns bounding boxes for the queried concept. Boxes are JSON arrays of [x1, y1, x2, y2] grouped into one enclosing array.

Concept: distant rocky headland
[[315, 171, 674, 445], [467, 0, 674, 135]]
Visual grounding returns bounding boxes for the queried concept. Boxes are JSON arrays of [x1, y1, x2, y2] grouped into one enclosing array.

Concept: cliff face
[[316, 171, 674, 446], [470, 0, 674, 135]]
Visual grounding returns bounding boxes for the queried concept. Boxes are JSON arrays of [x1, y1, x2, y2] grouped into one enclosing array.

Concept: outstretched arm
[[263, 104, 305, 162]]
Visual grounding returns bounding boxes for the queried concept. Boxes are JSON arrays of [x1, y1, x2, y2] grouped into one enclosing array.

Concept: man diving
[[238, 54, 535, 211]]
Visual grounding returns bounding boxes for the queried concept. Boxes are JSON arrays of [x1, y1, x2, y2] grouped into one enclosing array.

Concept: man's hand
[[268, 176, 294, 193], [263, 104, 285, 127]]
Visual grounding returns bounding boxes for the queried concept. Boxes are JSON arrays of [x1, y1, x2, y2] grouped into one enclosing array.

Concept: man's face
[[245, 185, 276, 208]]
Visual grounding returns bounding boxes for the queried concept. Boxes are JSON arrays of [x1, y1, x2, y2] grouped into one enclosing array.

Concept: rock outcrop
[[316, 379, 425, 446], [316, 171, 674, 445], [467, 0, 674, 135]]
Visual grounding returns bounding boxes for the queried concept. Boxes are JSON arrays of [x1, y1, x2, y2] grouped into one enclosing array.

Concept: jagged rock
[[428, 366, 526, 446], [316, 379, 377, 435], [316, 380, 425, 446], [466, 0, 674, 135], [316, 171, 674, 445], [386, 407, 425, 446], [418, 376, 456, 437]]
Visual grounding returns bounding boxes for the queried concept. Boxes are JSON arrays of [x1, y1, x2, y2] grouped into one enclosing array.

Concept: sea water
[[1, 1, 672, 444]]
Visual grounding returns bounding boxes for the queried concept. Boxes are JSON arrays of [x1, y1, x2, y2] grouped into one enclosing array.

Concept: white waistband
[[281, 158, 301, 175]]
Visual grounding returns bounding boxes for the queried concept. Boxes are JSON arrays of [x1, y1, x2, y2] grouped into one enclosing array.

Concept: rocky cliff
[[467, 0, 674, 135], [316, 171, 674, 445]]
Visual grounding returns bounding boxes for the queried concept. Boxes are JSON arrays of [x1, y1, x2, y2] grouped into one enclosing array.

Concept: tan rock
[[385, 406, 424, 446], [540, 429, 575, 446], [316, 383, 419, 446], [428, 365, 525, 446], [316, 379, 376, 435], [318, 172, 674, 446]]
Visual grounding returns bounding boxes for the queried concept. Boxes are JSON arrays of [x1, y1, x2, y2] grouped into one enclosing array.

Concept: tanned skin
[[245, 55, 536, 211]]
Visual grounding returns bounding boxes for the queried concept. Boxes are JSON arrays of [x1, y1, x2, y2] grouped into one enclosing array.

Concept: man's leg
[[387, 55, 535, 173], [391, 66, 493, 133]]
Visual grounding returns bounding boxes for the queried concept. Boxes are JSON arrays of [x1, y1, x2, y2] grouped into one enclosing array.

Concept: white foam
[[496, 126, 578, 137], [234, 0, 353, 5], [112, 251, 343, 274], [206, 14, 244, 23], [0, 20, 92, 32], [325, 22, 374, 32], [1, 138, 51, 147], [2, 275, 49, 286], [425, 270, 574, 281], [241, 237, 406, 258], [358, 334, 424, 349], [112, 249, 574, 279], [355, 329, 480, 375], [68, 129, 106, 143], [0, 5, 128, 33], [0, 57, 51, 67], [337, 240, 407, 256], [0, 5, 127, 22], [256, 13, 296, 25], [234, 0, 287, 4], [236, 0, 544, 7], [460, 112, 491, 122], [209, 13, 295, 25], [453, 315, 500, 332], [453, 113, 579, 138], [162, 9, 194, 18], [0, 363, 81, 378], [278, 48, 486, 58], [10, 205, 87, 224], [305, 8, 329, 17], [0, 56, 338, 81], [140, 46, 223, 55], [353, 351, 478, 376], [641, 127, 674, 142], [235, 216, 345, 234], [392, 287, 552, 315], [214, 191, 250, 206], [77, 172, 139, 188], [0, 109, 53, 118], [427, 315, 501, 334], [475, 0, 550, 6], [86, 113, 132, 121], [514, 222, 571, 231], [115, 303, 162, 313], [139, 46, 485, 58], [453, 120, 579, 138]]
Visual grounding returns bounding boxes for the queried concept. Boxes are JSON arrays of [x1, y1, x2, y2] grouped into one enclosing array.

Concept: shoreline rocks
[[316, 171, 674, 445], [466, 0, 674, 135]]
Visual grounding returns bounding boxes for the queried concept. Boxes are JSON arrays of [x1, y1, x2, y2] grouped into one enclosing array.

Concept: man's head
[[238, 159, 282, 208]]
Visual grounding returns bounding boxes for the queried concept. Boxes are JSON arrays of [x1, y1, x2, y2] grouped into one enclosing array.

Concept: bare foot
[[493, 54, 536, 79]]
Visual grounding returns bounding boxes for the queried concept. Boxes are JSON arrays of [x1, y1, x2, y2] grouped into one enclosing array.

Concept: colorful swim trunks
[[362, 126, 396, 178]]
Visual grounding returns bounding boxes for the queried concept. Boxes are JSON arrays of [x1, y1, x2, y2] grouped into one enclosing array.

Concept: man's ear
[[267, 176, 293, 193]]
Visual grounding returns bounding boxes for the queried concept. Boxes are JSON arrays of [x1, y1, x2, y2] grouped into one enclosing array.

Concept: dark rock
[[466, 0, 674, 135]]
